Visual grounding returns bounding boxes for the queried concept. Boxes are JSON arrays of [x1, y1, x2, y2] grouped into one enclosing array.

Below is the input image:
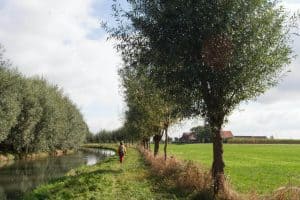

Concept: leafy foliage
[[108, 0, 296, 193], [110, 0, 295, 123], [119, 64, 181, 156], [190, 125, 212, 143], [87, 128, 128, 143], [0, 45, 89, 153]]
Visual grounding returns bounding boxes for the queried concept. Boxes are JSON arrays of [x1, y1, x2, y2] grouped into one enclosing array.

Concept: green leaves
[[110, 0, 295, 127], [0, 45, 88, 153], [109, 1, 296, 193], [119, 64, 180, 142], [0, 67, 21, 142]]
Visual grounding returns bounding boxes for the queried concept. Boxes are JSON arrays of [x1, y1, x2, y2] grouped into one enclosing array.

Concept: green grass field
[[162, 143, 300, 194]]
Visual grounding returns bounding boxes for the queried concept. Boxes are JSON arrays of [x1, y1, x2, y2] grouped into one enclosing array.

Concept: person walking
[[118, 142, 126, 163]]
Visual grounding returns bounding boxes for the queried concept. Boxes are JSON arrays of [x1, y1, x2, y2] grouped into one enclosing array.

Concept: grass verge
[[139, 147, 241, 200], [25, 145, 181, 200]]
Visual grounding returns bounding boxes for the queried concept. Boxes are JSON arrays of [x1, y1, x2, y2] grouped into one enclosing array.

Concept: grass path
[[26, 147, 179, 200]]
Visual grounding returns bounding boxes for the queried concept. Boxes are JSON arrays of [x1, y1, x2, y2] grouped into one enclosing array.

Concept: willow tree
[[0, 46, 22, 143], [10, 78, 43, 153], [120, 66, 166, 154], [109, 0, 296, 194], [0, 45, 89, 153], [120, 64, 180, 158]]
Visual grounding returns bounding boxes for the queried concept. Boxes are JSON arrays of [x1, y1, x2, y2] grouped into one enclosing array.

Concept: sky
[[0, 0, 299, 139]]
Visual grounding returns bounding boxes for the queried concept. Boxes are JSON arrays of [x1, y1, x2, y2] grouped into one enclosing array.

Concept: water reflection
[[0, 149, 115, 200], [86, 154, 98, 166]]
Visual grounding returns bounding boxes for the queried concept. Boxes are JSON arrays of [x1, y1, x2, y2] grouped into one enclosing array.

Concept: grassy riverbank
[[26, 145, 181, 200], [0, 149, 75, 161]]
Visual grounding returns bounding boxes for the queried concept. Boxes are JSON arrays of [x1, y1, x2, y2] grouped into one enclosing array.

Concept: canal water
[[0, 148, 115, 200]]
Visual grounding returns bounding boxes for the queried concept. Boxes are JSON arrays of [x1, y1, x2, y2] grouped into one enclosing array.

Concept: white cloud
[[0, 0, 123, 133], [0, 0, 299, 138], [224, 100, 300, 139]]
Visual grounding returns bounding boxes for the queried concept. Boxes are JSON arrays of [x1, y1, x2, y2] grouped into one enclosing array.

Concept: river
[[0, 148, 115, 200]]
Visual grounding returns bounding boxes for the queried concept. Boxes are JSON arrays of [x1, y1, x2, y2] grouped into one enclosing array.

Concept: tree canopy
[[109, 0, 297, 194], [0, 45, 89, 154]]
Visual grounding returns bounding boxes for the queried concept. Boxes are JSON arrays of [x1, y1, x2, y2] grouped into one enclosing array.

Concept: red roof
[[221, 131, 233, 139]]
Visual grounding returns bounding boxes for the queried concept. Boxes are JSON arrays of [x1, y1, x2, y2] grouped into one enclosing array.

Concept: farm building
[[179, 132, 197, 143], [179, 130, 234, 143], [221, 131, 234, 139]]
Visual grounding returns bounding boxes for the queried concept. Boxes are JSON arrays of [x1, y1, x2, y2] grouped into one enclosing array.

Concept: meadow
[[162, 143, 300, 194]]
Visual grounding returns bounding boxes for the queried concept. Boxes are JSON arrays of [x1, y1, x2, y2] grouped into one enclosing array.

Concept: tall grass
[[269, 187, 300, 200], [139, 146, 300, 200], [139, 146, 242, 200]]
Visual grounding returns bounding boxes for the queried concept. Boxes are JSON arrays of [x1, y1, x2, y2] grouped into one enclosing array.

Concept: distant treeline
[[227, 138, 300, 144], [0, 46, 89, 154], [87, 127, 134, 144]]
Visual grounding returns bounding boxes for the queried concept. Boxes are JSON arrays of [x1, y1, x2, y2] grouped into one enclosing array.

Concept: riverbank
[[0, 150, 75, 169], [0, 152, 15, 162], [26, 145, 182, 200], [0, 144, 114, 164], [81, 143, 118, 152], [0, 147, 114, 200]]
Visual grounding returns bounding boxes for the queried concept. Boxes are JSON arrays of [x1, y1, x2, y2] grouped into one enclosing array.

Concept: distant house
[[220, 130, 234, 142], [221, 131, 234, 139], [179, 132, 197, 143]]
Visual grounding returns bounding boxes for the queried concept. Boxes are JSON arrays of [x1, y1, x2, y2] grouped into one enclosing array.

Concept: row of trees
[[0, 45, 89, 154], [107, 0, 296, 195], [86, 128, 133, 143], [119, 66, 181, 159]]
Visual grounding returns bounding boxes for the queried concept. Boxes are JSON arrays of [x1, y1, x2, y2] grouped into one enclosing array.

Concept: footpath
[[26, 146, 181, 200]]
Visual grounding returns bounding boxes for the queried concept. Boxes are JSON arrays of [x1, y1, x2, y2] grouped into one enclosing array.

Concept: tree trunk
[[153, 134, 162, 156], [146, 138, 150, 150], [211, 127, 225, 194], [163, 127, 168, 161]]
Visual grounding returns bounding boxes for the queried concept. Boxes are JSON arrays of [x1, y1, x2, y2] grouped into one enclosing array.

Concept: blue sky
[[0, 0, 300, 138]]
